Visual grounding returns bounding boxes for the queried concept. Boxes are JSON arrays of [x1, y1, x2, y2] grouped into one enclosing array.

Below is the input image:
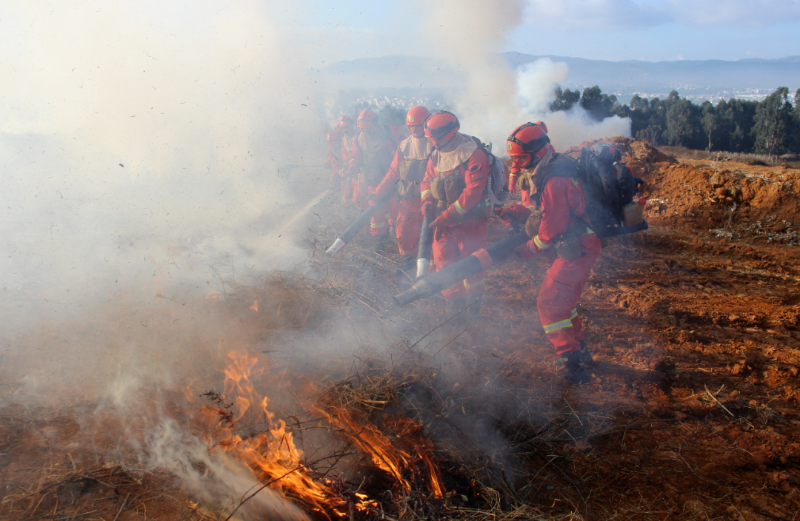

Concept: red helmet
[[406, 106, 430, 136], [424, 111, 459, 147], [357, 109, 378, 129], [406, 106, 430, 126], [506, 122, 554, 169], [336, 115, 353, 129]]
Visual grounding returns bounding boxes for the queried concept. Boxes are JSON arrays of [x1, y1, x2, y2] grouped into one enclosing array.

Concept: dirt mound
[[561, 137, 799, 241], [640, 158, 800, 243]]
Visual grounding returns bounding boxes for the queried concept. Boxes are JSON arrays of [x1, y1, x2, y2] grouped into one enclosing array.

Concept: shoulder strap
[[530, 154, 579, 205]]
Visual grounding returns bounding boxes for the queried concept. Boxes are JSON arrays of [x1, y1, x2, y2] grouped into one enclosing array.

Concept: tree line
[[551, 85, 800, 156]]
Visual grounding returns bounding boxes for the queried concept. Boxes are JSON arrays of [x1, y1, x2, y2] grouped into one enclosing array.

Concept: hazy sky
[[268, 0, 800, 63]]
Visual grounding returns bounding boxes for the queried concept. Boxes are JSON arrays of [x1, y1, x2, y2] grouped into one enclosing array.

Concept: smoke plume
[[1, 0, 326, 334], [414, 0, 630, 149]]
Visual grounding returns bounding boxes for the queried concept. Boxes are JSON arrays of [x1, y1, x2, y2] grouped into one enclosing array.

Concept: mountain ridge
[[320, 53, 800, 102]]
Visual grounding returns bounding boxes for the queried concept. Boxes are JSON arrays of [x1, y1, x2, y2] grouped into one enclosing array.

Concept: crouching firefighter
[[500, 122, 600, 384], [371, 106, 433, 267], [348, 109, 402, 252], [420, 111, 491, 316]]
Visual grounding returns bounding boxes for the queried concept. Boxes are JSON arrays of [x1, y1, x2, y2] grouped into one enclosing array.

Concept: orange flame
[[250, 300, 259, 312], [200, 351, 445, 519], [316, 409, 445, 498]]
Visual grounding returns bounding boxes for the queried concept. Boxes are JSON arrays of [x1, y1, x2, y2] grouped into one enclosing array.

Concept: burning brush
[[194, 350, 558, 520]]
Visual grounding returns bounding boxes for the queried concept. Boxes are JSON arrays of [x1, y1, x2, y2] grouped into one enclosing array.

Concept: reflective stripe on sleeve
[[533, 235, 551, 250], [453, 200, 467, 215], [420, 189, 432, 198]]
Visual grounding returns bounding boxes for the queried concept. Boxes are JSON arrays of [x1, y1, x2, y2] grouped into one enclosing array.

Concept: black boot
[[374, 233, 389, 253], [578, 340, 594, 366], [562, 350, 592, 384]]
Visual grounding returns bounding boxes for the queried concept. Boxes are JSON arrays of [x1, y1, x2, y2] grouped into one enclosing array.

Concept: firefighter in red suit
[[500, 122, 600, 383], [371, 106, 432, 265], [420, 111, 491, 313], [506, 120, 546, 205], [331, 116, 356, 206], [348, 109, 402, 251]]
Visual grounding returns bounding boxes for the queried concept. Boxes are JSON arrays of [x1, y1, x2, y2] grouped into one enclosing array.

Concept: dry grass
[[659, 145, 800, 168]]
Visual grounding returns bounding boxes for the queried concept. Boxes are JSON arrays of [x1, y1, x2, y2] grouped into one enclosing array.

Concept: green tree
[[666, 97, 701, 148], [752, 87, 793, 156], [719, 98, 758, 152], [701, 101, 717, 151], [792, 88, 800, 153], [580, 85, 617, 121], [550, 87, 580, 112], [635, 124, 663, 145]]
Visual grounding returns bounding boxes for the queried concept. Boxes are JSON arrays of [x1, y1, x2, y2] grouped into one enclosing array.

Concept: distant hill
[[319, 54, 800, 103], [316, 55, 460, 91]]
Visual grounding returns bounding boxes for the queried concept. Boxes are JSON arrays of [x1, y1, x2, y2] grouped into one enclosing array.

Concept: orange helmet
[[336, 115, 353, 130], [406, 106, 430, 136], [424, 110, 459, 147], [506, 122, 554, 169], [357, 109, 378, 129]]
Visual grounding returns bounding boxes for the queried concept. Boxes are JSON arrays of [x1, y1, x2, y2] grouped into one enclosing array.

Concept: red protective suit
[[517, 152, 601, 356], [349, 125, 401, 236], [373, 134, 432, 257], [339, 132, 357, 206], [420, 133, 490, 299]]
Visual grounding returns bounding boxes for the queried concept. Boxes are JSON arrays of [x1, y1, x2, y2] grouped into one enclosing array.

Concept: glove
[[497, 204, 531, 226], [429, 208, 456, 229], [508, 174, 518, 195], [515, 240, 539, 259], [367, 191, 377, 206], [422, 201, 435, 218]]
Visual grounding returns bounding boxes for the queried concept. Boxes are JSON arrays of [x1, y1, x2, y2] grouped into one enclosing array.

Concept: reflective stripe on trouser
[[431, 218, 489, 299], [537, 233, 601, 355], [369, 197, 397, 237], [395, 198, 423, 256]]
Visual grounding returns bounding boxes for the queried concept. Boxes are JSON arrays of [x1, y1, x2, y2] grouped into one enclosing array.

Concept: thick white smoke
[[414, 0, 630, 149], [1, 0, 327, 332], [517, 58, 632, 146], [414, 0, 525, 145], [146, 418, 306, 521]]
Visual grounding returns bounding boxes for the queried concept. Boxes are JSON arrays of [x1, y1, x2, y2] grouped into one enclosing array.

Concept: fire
[[197, 351, 446, 519], [250, 300, 259, 311], [205, 352, 337, 516], [319, 408, 446, 498]]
